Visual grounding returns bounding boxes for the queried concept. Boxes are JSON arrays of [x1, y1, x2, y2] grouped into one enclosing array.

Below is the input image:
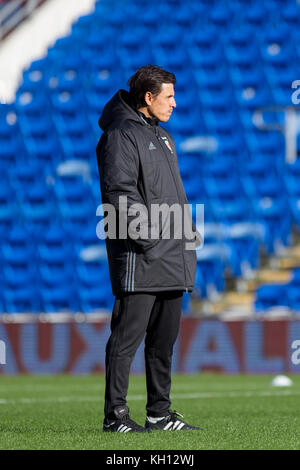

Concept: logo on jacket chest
[[161, 136, 174, 154], [149, 141, 157, 150]]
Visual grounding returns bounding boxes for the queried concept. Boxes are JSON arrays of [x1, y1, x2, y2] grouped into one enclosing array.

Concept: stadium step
[[191, 241, 300, 318], [236, 269, 292, 292]]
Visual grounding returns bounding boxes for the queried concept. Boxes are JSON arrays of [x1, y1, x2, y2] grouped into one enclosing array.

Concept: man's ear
[[144, 91, 152, 106]]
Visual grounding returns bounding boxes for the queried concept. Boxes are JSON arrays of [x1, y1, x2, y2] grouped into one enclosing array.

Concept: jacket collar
[[136, 110, 159, 127]]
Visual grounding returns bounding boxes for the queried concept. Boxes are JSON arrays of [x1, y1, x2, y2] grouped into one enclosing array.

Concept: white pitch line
[[0, 390, 300, 405]]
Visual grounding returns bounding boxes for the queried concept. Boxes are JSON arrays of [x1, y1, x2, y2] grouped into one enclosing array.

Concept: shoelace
[[167, 410, 184, 422], [120, 414, 130, 422], [120, 414, 141, 428]]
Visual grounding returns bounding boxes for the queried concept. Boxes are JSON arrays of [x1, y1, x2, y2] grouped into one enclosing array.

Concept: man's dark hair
[[128, 64, 176, 109]]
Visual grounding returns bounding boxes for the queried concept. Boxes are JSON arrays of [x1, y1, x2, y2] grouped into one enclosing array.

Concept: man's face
[[146, 83, 176, 122]]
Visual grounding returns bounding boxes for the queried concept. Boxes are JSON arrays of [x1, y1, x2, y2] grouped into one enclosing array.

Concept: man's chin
[[160, 116, 171, 123]]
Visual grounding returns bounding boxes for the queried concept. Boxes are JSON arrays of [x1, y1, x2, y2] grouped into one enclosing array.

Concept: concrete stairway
[[191, 230, 300, 319]]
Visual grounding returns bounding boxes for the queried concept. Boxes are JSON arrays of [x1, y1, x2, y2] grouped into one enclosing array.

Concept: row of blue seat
[[0, 285, 114, 313], [255, 269, 300, 312], [0, 219, 287, 284], [3, 154, 296, 184], [0, 105, 290, 140], [2, 165, 300, 199], [32, 42, 300, 67], [2, 257, 300, 313], [82, 0, 300, 30], [0, 286, 197, 314]]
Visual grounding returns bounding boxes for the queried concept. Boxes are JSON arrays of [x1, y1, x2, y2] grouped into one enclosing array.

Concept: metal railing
[[0, 0, 48, 40], [253, 106, 300, 164]]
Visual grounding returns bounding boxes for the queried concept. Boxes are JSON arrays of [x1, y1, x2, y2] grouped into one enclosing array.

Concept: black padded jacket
[[96, 89, 199, 296]]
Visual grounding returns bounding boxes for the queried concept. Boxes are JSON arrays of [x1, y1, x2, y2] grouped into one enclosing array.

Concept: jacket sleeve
[[97, 127, 158, 253]]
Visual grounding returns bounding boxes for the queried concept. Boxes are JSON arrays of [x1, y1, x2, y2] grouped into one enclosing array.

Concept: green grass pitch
[[0, 373, 300, 450]]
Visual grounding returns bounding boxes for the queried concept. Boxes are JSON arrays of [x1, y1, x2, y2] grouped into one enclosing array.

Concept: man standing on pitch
[[96, 65, 201, 433]]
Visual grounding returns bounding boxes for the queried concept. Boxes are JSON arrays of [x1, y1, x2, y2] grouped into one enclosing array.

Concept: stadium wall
[[0, 0, 95, 103], [0, 319, 300, 375]]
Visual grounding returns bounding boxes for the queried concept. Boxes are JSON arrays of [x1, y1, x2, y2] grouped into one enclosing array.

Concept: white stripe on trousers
[[125, 242, 136, 292]]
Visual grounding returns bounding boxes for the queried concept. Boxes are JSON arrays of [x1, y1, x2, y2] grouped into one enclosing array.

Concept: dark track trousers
[[104, 290, 183, 418]]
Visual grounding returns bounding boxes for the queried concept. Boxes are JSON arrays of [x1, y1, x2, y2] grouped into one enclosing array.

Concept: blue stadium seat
[[74, 223, 104, 253], [201, 222, 224, 245], [189, 25, 217, 49], [172, 4, 194, 28], [54, 114, 90, 141], [1, 229, 38, 301], [243, 3, 269, 28], [19, 183, 56, 230], [226, 40, 261, 67], [78, 285, 114, 312], [36, 224, 74, 264], [51, 90, 86, 117], [181, 292, 192, 315], [260, 24, 291, 47], [151, 27, 182, 51], [18, 114, 55, 139], [230, 64, 266, 90], [3, 286, 41, 313], [245, 130, 285, 158], [281, 2, 300, 27], [46, 70, 82, 94], [288, 197, 300, 229], [40, 286, 79, 313], [76, 258, 110, 289], [243, 171, 285, 200], [2, 261, 37, 290], [167, 111, 202, 139], [287, 286, 300, 312], [0, 107, 19, 139], [0, 181, 20, 235], [290, 268, 300, 287], [21, 58, 52, 93], [194, 244, 230, 298], [153, 47, 189, 73], [223, 225, 260, 277], [203, 109, 240, 134], [9, 161, 46, 194], [210, 199, 252, 225], [252, 197, 292, 253], [209, 3, 232, 29], [1, 224, 34, 264], [189, 43, 223, 69], [283, 160, 300, 197], [24, 134, 62, 168], [0, 138, 22, 170], [15, 92, 50, 119], [254, 284, 289, 312], [38, 258, 74, 289], [261, 42, 295, 73], [202, 156, 237, 179], [178, 155, 201, 181], [203, 174, 246, 201], [86, 72, 119, 96]]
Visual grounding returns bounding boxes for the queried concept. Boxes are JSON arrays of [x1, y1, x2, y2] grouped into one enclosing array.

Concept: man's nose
[[172, 98, 176, 108]]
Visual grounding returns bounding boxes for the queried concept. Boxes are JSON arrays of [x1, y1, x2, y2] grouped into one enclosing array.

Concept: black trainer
[[103, 405, 150, 433], [145, 410, 202, 431]]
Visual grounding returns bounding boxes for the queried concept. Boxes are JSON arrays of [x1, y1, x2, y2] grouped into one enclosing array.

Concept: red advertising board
[[0, 319, 300, 374]]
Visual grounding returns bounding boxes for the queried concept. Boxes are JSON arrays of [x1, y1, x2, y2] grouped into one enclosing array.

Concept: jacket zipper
[[154, 125, 188, 293]]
